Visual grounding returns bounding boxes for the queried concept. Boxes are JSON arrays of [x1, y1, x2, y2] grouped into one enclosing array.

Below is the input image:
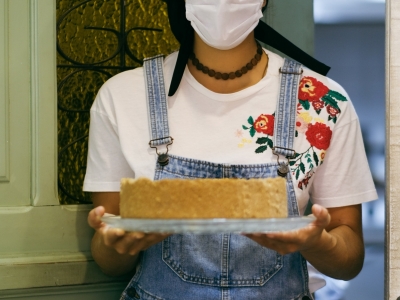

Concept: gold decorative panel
[[57, 0, 179, 204]]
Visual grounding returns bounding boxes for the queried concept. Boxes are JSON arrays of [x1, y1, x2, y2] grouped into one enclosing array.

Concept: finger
[[312, 204, 331, 228], [88, 206, 106, 229], [112, 231, 154, 255], [101, 226, 127, 246], [126, 233, 170, 255]]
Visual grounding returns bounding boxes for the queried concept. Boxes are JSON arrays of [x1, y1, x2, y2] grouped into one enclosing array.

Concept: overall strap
[[143, 55, 173, 166], [273, 58, 303, 158], [143, 55, 173, 147]]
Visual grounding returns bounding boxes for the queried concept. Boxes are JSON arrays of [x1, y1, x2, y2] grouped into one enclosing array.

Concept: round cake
[[120, 177, 288, 219]]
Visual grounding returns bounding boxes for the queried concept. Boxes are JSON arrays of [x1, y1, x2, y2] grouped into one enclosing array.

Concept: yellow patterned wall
[[57, 0, 179, 204]]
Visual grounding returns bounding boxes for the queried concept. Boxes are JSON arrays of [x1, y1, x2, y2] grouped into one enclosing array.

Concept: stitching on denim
[[166, 155, 280, 169], [144, 56, 170, 147]]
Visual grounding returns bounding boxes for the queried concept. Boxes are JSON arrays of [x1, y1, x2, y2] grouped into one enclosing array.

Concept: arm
[[88, 192, 169, 277], [301, 204, 363, 280], [245, 203, 364, 280]]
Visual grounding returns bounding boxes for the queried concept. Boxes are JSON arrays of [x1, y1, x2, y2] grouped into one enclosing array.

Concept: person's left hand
[[244, 204, 332, 255]]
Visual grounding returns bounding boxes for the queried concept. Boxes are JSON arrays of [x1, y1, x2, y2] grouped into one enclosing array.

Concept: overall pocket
[[162, 234, 283, 287]]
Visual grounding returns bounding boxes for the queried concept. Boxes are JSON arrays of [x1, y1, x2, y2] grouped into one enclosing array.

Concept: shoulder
[[297, 67, 357, 127], [91, 52, 178, 115]]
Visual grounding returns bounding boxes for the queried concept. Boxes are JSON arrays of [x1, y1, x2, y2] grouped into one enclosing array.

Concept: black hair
[[163, 0, 330, 96]]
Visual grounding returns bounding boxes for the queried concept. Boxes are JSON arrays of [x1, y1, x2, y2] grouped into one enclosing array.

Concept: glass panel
[[56, 0, 179, 204]]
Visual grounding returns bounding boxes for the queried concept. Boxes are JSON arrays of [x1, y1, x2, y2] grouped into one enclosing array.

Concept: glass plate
[[101, 216, 316, 234]]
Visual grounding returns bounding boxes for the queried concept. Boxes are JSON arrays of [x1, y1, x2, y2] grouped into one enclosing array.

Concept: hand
[[244, 204, 333, 255], [88, 206, 170, 256]]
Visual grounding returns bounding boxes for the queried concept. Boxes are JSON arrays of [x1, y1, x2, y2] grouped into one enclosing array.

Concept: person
[[84, 0, 378, 299]]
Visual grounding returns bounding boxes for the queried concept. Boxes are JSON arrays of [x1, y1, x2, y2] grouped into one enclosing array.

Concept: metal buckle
[[279, 68, 304, 75], [149, 136, 174, 167], [272, 146, 297, 159], [272, 147, 296, 178]]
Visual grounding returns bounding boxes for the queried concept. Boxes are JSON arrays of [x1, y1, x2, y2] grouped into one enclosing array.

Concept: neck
[[187, 32, 268, 94]]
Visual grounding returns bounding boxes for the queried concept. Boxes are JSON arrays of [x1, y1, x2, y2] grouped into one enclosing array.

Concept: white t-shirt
[[83, 49, 377, 292]]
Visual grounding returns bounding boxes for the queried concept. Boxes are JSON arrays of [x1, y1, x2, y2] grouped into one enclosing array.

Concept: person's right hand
[[88, 206, 170, 256]]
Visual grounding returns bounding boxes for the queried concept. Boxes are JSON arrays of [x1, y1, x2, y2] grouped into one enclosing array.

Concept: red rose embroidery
[[305, 122, 332, 150], [298, 172, 314, 190], [326, 105, 340, 117], [312, 100, 325, 111], [253, 114, 274, 135], [298, 77, 329, 102]]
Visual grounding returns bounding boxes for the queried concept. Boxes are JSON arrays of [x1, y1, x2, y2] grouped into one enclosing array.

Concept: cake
[[120, 177, 287, 219]]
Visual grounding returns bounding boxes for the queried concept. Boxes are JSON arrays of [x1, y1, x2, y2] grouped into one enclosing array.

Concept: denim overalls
[[120, 55, 313, 300]]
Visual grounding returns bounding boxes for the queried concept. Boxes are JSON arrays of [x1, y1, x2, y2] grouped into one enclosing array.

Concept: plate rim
[[100, 216, 315, 233]]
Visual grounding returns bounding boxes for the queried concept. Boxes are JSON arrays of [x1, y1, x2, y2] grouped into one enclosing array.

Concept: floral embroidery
[[320, 150, 326, 161], [296, 114, 309, 134], [235, 129, 244, 138], [297, 171, 314, 190], [254, 114, 274, 135], [238, 138, 252, 148], [290, 145, 322, 185], [299, 77, 329, 102], [290, 120, 332, 187], [298, 76, 347, 123], [242, 114, 275, 153], [236, 76, 347, 190], [305, 122, 332, 150]]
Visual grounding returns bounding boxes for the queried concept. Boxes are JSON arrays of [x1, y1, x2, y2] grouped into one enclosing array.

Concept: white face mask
[[185, 0, 264, 50]]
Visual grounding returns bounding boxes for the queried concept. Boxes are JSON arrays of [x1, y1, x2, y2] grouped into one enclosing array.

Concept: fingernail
[[314, 205, 322, 215], [115, 229, 125, 237], [95, 206, 103, 215]]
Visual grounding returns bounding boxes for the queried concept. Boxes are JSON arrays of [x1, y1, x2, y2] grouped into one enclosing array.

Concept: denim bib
[[121, 56, 313, 300]]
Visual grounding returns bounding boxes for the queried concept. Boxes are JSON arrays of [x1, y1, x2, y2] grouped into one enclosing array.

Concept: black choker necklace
[[190, 42, 264, 80]]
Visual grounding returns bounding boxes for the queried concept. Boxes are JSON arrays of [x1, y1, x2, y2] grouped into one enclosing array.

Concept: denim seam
[[273, 59, 302, 157], [144, 56, 171, 147], [163, 155, 281, 169]]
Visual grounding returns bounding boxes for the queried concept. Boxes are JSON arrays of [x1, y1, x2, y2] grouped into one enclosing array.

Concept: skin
[[88, 0, 365, 280]]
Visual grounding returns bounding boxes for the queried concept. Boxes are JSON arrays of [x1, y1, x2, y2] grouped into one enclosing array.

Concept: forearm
[[301, 224, 364, 280], [91, 231, 139, 277]]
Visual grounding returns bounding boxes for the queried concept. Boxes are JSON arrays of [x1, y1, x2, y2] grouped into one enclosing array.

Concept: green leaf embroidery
[[299, 100, 310, 110], [328, 90, 347, 101], [313, 151, 319, 166], [266, 138, 273, 149], [256, 137, 269, 145], [332, 117, 337, 124], [296, 169, 300, 180], [299, 163, 305, 174], [321, 95, 340, 111], [242, 125, 249, 130], [316, 109, 321, 115], [294, 152, 301, 158], [295, 131, 298, 137], [255, 145, 268, 153], [250, 127, 256, 137], [248, 116, 254, 125], [289, 160, 296, 166], [307, 158, 312, 164]]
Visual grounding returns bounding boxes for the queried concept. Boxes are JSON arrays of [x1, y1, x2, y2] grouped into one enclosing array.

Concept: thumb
[[312, 204, 331, 228], [88, 206, 106, 229]]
